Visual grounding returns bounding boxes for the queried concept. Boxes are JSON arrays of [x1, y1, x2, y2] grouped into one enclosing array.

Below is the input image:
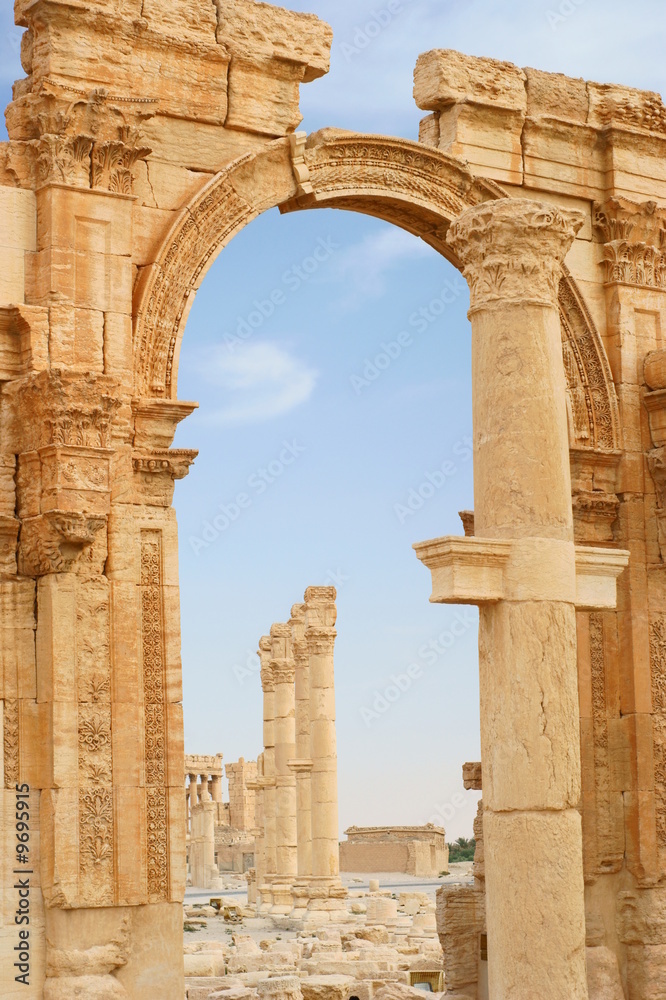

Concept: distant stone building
[[186, 753, 257, 887], [340, 825, 449, 877]]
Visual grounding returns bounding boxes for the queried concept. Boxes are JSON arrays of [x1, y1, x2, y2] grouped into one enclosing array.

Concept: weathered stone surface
[[0, 5, 663, 998]]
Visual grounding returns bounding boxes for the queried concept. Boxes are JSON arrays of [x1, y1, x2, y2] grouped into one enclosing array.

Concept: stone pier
[[416, 199, 629, 999]]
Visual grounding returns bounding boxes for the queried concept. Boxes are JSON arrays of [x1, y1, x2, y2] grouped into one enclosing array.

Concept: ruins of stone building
[[340, 826, 449, 879], [186, 754, 258, 887], [0, 0, 665, 996]]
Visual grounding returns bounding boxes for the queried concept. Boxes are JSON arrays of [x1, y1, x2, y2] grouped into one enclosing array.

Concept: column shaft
[[291, 603, 313, 878], [305, 587, 341, 880], [447, 200, 588, 1000]]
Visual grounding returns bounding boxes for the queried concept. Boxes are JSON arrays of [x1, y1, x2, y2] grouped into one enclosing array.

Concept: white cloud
[[327, 227, 433, 308], [195, 341, 318, 427]]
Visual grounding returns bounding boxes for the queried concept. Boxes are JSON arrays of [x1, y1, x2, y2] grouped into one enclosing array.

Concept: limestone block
[[483, 810, 587, 999], [0, 248, 26, 306], [435, 884, 483, 993], [414, 50, 527, 112], [374, 986, 434, 999], [525, 68, 589, 122], [216, 0, 332, 79], [183, 953, 226, 977], [0, 186, 36, 251], [300, 975, 357, 1000], [366, 897, 398, 924], [479, 600, 581, 812], [140, 117, 269, 174], [256, 976, 303, 1000], [140, 0, 217, 43], [36, 188, 132, 258]]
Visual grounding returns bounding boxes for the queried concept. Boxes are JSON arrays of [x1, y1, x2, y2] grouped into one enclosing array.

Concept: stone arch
[[133, 129, 620, 452]]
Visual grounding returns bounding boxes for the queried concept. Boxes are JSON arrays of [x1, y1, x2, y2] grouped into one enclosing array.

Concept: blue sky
[[2, 1, 665, 840]]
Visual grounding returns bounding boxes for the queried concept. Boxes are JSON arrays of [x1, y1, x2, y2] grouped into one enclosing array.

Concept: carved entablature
[[131, 449, 198, 505], [185, 754, 224, 779], [594, 197, 666, 289]]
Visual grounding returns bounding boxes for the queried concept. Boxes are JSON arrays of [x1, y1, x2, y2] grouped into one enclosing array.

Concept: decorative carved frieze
[[3, 699, 19, 788], [18, 511, 107, 577], [588, 614, 621, 871], [447, 199, 584, 311], [649, 617, 666, 853], [140, 530, 169, 902]]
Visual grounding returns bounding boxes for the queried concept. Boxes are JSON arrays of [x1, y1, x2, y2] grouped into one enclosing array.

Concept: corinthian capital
[[447, 199, 584, 311]]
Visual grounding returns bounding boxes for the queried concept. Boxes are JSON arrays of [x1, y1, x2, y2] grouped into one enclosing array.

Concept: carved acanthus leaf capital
[[446, 199, 584, 310], [260, 665, 275, 694], [271, 660, 296, 685], [305, 627, 337, 654]]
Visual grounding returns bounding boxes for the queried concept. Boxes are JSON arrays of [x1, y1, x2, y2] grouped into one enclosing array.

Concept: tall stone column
[[288, 603, 314, 917], [210, 774, 223, 803], [304, 587, 347, 921], [422, 200, 590, 999], [270, 623, 299, 914], [258, 637, 277, 912]]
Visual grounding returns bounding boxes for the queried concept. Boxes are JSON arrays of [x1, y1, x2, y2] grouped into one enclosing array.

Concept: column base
[[257, 878, 276, 914], [269, 877, 296, 915]]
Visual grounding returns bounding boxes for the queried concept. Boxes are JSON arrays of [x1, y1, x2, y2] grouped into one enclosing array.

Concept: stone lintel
[[414, 534, 629, 610]]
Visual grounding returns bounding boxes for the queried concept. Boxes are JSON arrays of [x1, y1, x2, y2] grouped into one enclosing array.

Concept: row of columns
[[253, 586, 347, 923], [185, 753, 224, 833]]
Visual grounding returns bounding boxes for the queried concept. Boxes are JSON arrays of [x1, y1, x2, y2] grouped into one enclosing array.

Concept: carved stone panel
[[650, 617, 666, 864], [141, 530, 169, 902]]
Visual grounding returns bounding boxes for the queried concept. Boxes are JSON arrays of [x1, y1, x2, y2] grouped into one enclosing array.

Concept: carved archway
[[133, 129, 620, 454]]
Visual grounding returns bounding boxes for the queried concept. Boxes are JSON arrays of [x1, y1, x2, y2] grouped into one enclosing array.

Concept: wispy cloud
[[327, 227, 432, 308], [195, 341, 319, 427]]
